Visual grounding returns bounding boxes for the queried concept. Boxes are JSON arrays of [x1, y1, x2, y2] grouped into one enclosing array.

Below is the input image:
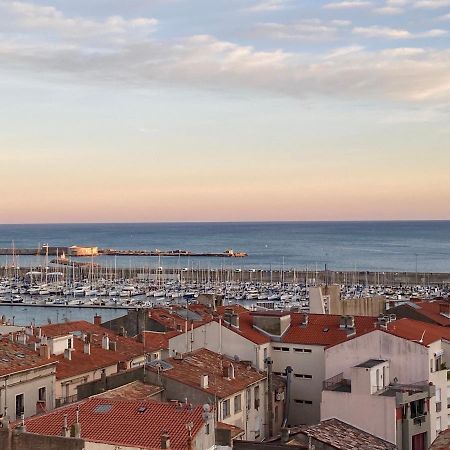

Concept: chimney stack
[[200, 374, 209, 389], [70, 406, 81, 438], [281, 427, 290, 444], [39, 344, 50, 359], [84, 342, 91, 355], [161, 432, 170, 449], [102, 333, 110, 350], [64, 348, 72, 360], [62, 414, 70, 437], [94, 314, 102, 326]]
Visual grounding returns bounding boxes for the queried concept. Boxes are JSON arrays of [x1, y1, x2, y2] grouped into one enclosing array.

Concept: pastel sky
[[0, 0, 449, 223]]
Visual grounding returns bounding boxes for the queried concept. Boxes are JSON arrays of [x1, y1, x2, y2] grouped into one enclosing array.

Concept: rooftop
[[355, 359, 386, 368], [147, 348, 266, 399], [0, 337, 56, 377], [387, 318, 450, 346], [95, 381, 163, 401], [300, 418, 397, 450], [23, 397, 205, 450]]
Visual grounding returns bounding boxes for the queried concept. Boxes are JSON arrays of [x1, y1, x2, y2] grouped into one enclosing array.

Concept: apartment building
[[321, 317, 450, 449], [36, 320, 146, 405], [0, 336, 57, 420], [145, 348, 284, 441]]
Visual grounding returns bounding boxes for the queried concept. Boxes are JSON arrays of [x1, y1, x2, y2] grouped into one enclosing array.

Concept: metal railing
[[55, 394, 78, 408]]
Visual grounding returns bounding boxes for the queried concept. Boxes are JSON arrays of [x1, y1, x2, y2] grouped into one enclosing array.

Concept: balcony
[[412, 415, 426, 426], [323, 373, 351, 393]]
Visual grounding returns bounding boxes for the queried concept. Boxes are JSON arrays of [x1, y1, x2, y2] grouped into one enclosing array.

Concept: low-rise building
[[20, 397, 215, 449], [0, 337, 57, 420], [146, 348, 283, 441]]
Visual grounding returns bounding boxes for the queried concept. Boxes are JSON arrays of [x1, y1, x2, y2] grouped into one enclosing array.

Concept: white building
[[0, 337, 57, 420], [321, 317, 450, 449]]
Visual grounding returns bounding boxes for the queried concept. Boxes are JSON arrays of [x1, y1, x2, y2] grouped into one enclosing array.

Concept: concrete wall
[[0, 429, 84, 450], [271, 343, 325, 426], [331, 296, 386, 317], [324, 330, 429, 383], [321, 390, 397, 443], [169, 321, 269, 371], [0, 364, 56, 419]]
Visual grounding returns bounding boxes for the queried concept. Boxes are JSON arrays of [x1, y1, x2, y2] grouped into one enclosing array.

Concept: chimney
[[15, 414, 26, 434], [200, 374, 209, 389], [119, 326, 127, 337], [8, 332, 13, 342], [222, 362, 235, 379], [109, 341, 117, 352], [161, 432, 170, 449], [281, 427, 290, 444], [36, 327, 42, 338], [230, 313, 239, 328], [16, 332, 27, 345], [62, 414, 70, 437], [94, 314, 102, 326], [64, 348, 72, 360], [101, 333, 110, 350], [84, 342, 91, 355], [70, 406, 81, 438], [25, 325, 33, 336], [39, 344, 50, 359]]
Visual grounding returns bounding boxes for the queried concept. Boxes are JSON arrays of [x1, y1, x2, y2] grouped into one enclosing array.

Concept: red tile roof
[[148, 348, 266, 399], [39, 321, 145, 380], [282, 314, 377, 347], [95, 381, 163, 400], [142, 330, 179, 352], [0, 338, 57, 377], [387, 318, 450, 346], [23, 397, 205, 450], [412, 301, 450, 327], [220, 311, 271, 345]]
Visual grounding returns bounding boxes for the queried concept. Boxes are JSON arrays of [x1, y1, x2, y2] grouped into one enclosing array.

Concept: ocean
[[0, 221, 449, 273]]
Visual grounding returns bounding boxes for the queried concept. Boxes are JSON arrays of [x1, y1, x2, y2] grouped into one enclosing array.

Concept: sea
[[0, 221, 449, 273], [1, 221, 449, 325]]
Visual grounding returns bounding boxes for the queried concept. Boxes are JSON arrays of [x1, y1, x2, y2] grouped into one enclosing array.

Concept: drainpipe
[[266, 357, 274, 437], [282, 366, 293, 427]]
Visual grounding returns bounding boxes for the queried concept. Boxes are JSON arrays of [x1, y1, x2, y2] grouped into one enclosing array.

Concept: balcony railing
[[413, 415, 426, 425], [55, 394, 78, 408], [323, 373, 351, 392]]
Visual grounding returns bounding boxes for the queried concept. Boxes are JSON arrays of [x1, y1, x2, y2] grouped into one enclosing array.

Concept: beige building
[[0, 337, 57, 421], [67, 246, 98, 257]]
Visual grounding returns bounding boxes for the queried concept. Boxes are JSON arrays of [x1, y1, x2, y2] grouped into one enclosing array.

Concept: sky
[[0, 0, 449, 223]]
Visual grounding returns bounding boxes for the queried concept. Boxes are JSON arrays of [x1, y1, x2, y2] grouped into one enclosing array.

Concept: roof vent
[[137, 406, 147, 413]]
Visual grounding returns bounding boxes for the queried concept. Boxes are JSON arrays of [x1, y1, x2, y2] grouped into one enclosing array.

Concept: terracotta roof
[[217, 421, 245, 439], [387, 318, 450, 346], [300, 418, 396, 450], [148, 306, 212, 332], [218, 310, 271, 345], [430, 428, 450, 450], [147, 348, 266, 399], [95, 381, 163, 400], [142, 330, 179, 352], [282, 314, 376, 347], [55, 338, 145, 380], [0, 338, 57, 377], [412, 301, 450, 327], [39, 321, 145, 380], [23, 397, 205, 450]]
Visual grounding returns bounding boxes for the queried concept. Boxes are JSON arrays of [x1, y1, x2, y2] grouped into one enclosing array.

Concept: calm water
[[0, 305, 125, 326], [0, 221, 449, 273]]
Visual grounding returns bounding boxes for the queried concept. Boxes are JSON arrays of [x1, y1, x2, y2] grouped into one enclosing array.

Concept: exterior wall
[[428, 341, 448, 443], [321, 390, 397, 443], [0, 429, 85, 450], [169, 321, 268, 370], [48, 335, 71, 356], [85, 443, 141, 450], [271, 342, 324, 425], [145, 371, 267, 441], [0, 364, 56, 420], [325, 330, 429, 383]]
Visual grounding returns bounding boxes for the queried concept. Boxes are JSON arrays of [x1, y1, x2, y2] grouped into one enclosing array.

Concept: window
[[234, 394, 242, 413], [38, 387, 46, 402], [68, 338, 72, 349], [246, 388, 251, 410], [15, 394, 24, 419], [431, 358, 434, 373], [254, 386, 260, 410], [294, 374, 312, 379], [273, 346, 281, 351], [294, 399, 312, 405], [281, 347, 290, 352], [410, 400, 425, 419], [205, 423, 210, 435], [222, 399, 231, 418], [294, 348, 312, 353]]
